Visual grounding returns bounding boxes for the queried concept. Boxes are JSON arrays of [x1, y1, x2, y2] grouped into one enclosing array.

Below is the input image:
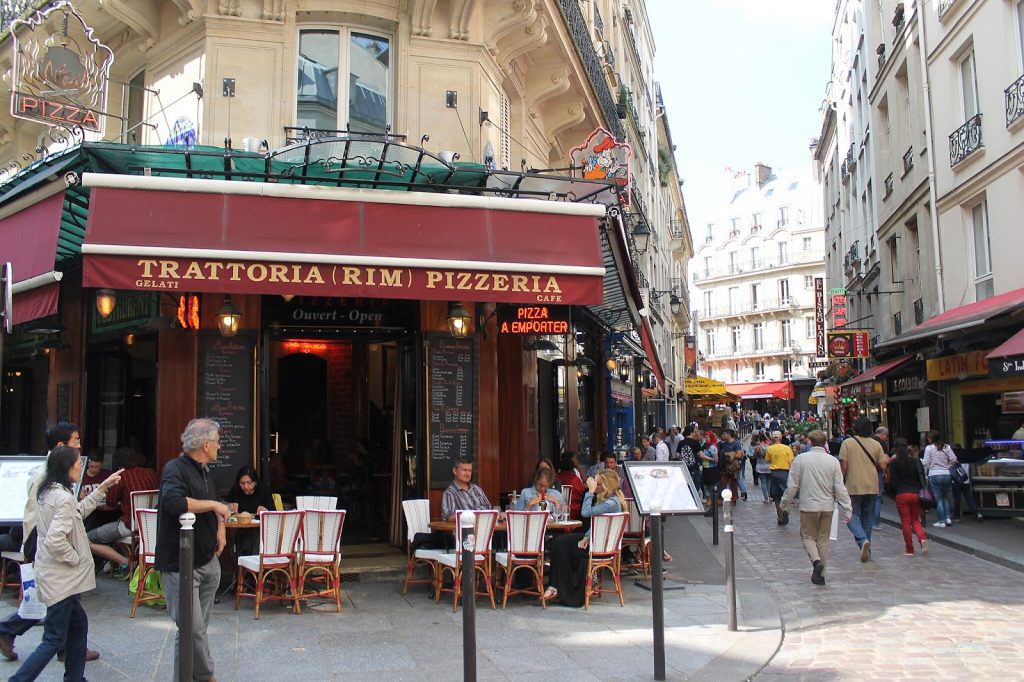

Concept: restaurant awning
[[877, 287, 1024, 348], [80, 174, 607, 305], [988, 328, 1024, 360], [726, 380, 795, 400], [639, 317, 666, 393], [840, 355, 914, 388], [684, 376, 728, 397], [0, 189, 66, 325]]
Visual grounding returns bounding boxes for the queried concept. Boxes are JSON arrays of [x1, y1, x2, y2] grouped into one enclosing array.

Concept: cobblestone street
[[728, 494, 1024, 680]]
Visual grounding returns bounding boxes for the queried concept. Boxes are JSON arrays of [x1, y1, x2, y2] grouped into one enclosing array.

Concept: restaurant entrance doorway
[[267, 337, 397, 544]]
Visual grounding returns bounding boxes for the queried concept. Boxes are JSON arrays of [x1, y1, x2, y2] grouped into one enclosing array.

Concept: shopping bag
[[17, 563, 46, 620], [128, 564, 166, 607], [829, 502, 840, 541]]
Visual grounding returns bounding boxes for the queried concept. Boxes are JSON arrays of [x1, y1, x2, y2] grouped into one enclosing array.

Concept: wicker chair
[[235, 510, 304, 619], [430, 510, 498, 611], [495, 511, 548, 608], [120, 489, 159, 577], [129, 509, 161, 617], [401, 499, 436, 594], [296, 496, 337, 511], [584, 512, 628, 609], [621, 498, 650, 577], [297, 509, 346, 613]]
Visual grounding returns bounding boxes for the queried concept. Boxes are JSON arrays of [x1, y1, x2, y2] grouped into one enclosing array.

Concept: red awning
[[80, 174, 606, 305], [988, 328, 1024, 360], [0, 191, 65, 324], [639, 317, 665, 393], [879, 287, 1024, 347], [726, 381, 795, 400], [840, 354, 914, 388]]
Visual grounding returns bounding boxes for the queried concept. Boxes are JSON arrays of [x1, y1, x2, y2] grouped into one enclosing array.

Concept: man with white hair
[[155, 418, 230, 682]]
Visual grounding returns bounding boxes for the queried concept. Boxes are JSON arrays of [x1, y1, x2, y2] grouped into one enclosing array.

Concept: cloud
[[710, 0, 834, 31]]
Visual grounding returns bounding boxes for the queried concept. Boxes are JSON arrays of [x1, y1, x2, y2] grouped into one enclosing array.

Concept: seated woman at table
[[555, 454, 587, 520], [534, 457, 561, 491], [515, 468, 565, 513], [542, 469, 627, 607], [225, 466, 275, 556]]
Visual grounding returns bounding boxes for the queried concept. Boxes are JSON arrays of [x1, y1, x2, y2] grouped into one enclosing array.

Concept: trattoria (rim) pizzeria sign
[[10, 2, 113, 133], [82, 256, 600, 305]]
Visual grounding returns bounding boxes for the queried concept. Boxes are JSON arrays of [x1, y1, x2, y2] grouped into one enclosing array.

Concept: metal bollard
[[650, 510, 666, 681], [178, 512, 195, 682], [721, 490, 737, 632], [460, 511, 477, 682], [712, 488, 719, 545]]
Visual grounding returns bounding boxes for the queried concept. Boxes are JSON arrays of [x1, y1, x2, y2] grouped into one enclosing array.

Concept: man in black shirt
[[156, 418, 229, 682]]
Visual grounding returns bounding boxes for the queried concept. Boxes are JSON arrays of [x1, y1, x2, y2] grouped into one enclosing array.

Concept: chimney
[[754, 162, 772, 188]]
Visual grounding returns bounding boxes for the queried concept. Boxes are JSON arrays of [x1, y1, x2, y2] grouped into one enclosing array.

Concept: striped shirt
[[441, 480, 492, 520]]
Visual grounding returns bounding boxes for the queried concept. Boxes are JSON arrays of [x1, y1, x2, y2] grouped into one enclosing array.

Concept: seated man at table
[[515, 468, 564, 513], [87, 447, 159, 578], [441, 455, 495, 521]]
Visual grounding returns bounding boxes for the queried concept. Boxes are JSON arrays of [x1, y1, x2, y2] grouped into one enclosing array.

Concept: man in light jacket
[[780, 430, 853, 587]]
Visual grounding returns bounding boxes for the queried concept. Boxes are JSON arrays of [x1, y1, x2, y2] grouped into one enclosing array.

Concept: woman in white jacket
[[10, 446, 121, 682]]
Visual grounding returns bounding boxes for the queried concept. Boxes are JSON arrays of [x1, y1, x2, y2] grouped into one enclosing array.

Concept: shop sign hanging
[[10, 2, 113, 134], [990, 356, 1024, 379], [926, 349, 989, 381], [90, 292, 157, 334], [830, 288, 848, 329], [814, 277, 826, 357], [569, 127, 631, 203], [263, 296, 417, 329], [827, 330, 870, 359]]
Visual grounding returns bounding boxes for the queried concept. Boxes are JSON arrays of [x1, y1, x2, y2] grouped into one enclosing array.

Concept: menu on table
[[427, 334, 479, 488], [197, 331, 255, 493]]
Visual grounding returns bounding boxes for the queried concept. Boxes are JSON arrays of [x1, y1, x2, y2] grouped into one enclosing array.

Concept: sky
[[647, 0, 835, 226]]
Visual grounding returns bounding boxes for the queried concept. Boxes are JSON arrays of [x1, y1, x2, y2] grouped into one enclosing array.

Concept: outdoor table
[[215, 517, 261, 603], [428, 519, 582, 533]]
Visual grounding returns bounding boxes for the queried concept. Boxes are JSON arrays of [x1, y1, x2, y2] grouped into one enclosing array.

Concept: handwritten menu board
[[197, 331, 255, 493], [427, 334, 479, 488]]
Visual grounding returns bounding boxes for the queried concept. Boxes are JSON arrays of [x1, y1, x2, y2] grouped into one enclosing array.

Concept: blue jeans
[[930, 474, 953, 522], [847, 494, 875, 548], [758, 470, 771, 501], [9, 594, 87, 682], [0, 611, 39, 640], [953, 482, 979, 516], [737, 458, 748, 495], [873, 470, 885, 527]]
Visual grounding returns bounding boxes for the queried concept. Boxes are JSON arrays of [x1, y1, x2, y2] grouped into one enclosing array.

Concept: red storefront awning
[[878, 287, 1024, 347], [1, 191, 65, 324], [639, 317, 666, 393], [726, 380, 795, 400], [840, 355, 914, 388], [80, 174, 606, 305], [988, 329, 1024, 360]]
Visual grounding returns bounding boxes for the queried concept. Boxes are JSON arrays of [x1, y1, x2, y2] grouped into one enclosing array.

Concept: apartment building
[[692, 164, 824, 392]]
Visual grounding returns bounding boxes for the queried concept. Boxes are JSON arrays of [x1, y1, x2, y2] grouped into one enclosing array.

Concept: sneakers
[[976, 513, 984, 521], [945, 518, 953, 526], [872, 524, 883, 530], [904, 551, 915, 556], [112, 563, 131, 581], [776, 507, 789, 525], [859, 540, 871, 563], [921, 539, 929, 554], [0, 635, 16, 661], [811, 560, 825, 585], [932, 521, 947, 528], [741, 492, 748, 501]]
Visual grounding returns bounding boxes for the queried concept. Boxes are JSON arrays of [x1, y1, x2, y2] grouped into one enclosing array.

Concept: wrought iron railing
[[902, 146, 914, 174], [883, 173, 894, 199], [694, 297, 805, 321], [556, 0, 624, 140], [668, 219, 683, 239], [877, 43, 887, 70], [0, 0, 45, 33], [593, 3, 604, 37], [938, 0, 958, 19], [692, 250, 826, 282], [1005, 74, 1024, 128], [893, 2, 905, 34], [914, 298, 925, 325], [949, 113, 983, 166], [846, 142, 856, 170]]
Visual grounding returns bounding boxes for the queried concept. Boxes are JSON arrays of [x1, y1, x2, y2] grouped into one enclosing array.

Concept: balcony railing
[[902, 146, 914, 174], [846, 143, 856, 170], [556, 0, 624, 141], [705, 344, 805, 361], [877, 43, 886, 70], [949, 113, 983, 166], [883, 173, 894, 199], [1005, 74, 1024, 128], [893, 3, 905, 34], [750, 224, 761, 234], [694, 297, 806, 321], [669, 219, 683, 239], [693, 250, 826, 282], [938, 0, 958, 19]]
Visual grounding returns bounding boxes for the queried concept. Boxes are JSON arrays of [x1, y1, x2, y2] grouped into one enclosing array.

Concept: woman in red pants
[[887, 441, 929, 556]]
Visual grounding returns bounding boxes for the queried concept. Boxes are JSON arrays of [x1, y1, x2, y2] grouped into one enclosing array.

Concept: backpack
[[676, 443, 696, 469]]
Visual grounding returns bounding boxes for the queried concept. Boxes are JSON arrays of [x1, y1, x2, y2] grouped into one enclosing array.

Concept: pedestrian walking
[[156, 418, 231, 682], [752, 433, 771, 503], [779, 430, 852, 585], [8, 447, 123, 682], [766, 431, 794, 524], [718, 429, 744, 501], [923, 431, 957, 527], [839, 417, 888, 562], [871, 426, 891, 530], [887, 442, 929, 556]]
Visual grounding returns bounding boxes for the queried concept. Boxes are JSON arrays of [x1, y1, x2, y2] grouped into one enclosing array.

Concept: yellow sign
[[926, 350, 990, 381], [960, 376, 1024, 396], [684, 376, 727, 396]]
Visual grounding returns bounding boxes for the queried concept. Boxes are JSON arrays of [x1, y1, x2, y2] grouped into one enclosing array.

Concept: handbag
[[949, 462, 968, 487], [17, 563, 46, 620], [916, 459, 937, 510]]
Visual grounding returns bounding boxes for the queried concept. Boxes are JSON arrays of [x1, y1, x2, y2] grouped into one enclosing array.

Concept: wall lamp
[[649, 290, 682, 315], [446, 301, 472, 338], [216, 295, 242, 337], [95, 289, 117, 318], [524, 335, 560, 353], [631, 219, 651, 255]]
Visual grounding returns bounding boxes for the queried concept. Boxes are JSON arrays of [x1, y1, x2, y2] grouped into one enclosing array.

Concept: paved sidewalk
[[0, 515, 782, 682]]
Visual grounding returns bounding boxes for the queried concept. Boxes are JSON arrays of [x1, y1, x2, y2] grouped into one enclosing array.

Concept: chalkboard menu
[[197, 331, 255, 493], [427, 334, 479, 488]]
